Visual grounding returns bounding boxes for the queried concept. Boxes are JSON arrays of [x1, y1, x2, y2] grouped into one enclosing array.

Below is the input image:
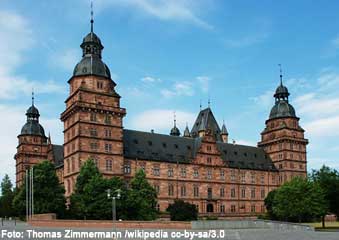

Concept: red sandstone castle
[[14, 17, 308, 218]]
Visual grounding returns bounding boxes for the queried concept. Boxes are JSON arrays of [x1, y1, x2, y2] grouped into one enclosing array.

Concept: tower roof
[[221, 122, 228, 135], [191, 107, 221, 141], [183, 124, 190, 137], [72, 3, 112, 80]]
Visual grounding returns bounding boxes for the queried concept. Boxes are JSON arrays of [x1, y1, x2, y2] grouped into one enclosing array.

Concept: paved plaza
[[1, 221, 339, 240]]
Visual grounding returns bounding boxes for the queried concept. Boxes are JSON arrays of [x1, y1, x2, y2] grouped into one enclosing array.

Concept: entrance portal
[[206, 203, 214, 213]]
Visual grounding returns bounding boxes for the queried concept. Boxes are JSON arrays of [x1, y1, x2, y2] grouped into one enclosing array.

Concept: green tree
[[12, 161, 66, 218], [264, 189, 277, 220], [167, 200, 198, 221], [124, 169, 158, 220], [69, 159, 126, 220], [0, 174, 15, 217], [310, 165, 339, 220], [272, 177, 327, 222]]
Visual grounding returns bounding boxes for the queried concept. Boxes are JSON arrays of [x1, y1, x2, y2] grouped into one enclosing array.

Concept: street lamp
[[107, 189, 121, 230]]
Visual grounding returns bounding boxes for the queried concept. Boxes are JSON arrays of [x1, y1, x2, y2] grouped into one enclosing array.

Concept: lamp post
[[107, 189, 121, 230]]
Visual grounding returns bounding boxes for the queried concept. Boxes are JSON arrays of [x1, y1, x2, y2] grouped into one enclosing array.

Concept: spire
[[170, 111, 180, 136], [278, 64, 283, 86], [183, 122, 190, 137], [208, 97, 211, 108], [199, 99, 202, 111], [221, 119, 228, 135], [32, 89, 34, 106], [90, 1, 94, 33], [173, 111, 177, 127]]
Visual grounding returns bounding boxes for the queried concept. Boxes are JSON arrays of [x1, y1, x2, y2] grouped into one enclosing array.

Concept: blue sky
[[1, 0, 339, 182]]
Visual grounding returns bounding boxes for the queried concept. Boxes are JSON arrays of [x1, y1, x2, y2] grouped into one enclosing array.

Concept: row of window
[[90, 112, 112, 124], [162, 185, 266, 199], [66, 158, 114, 173]]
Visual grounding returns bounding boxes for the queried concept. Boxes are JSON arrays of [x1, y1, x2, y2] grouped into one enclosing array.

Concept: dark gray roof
[[123, 129, 276, 171], [73, 56, 111, 79], [274, 84, 290, 98], [221, 123, 228, 135], [52, 145, 64, 168], [269, 100, 296, 120], [20, 121, 46, 137], [190, 108, 222, 141]]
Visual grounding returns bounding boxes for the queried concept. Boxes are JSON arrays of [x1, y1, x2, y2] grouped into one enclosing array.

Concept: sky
[[1, 0, 339, 183]]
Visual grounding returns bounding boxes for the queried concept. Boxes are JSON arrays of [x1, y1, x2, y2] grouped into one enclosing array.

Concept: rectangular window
[[180, 167, 186, 178], [231, 205, 236, 213], [106, 160, 112, 171], [153, 165, 160, 176], [90, 142, 98, 150], [180, 185, 186, 197], [241, 172, 246, 183], [193, 186, 199, 197], [105, 143, 112, 153], [251, 205, 256, 213], [220, 205, 225, 213], [241, 188, 246, 198], [90, 128, 97, 137], [220, 170, 225, 179], [168, 185, 174, 196], [261, 189, 265, 199], [207, 169, 212, 179], [251, 188, 256, 199], [105, 114, 111, 124], [207, 157, 212, 163], [251, 173, 255, 184], [168, 168, 174, 177], [193, 169, 199, 178], [105, 129, 112, 138], [90, 112, 97, 122], [260, 175, 265, 184], [231, 188, 236, 198], [154, 185, 160, 194], [231, 170, 236, 182], [220, 188, 225, 197], [124, 164, 131, 174], [207, 146, 212, 151]]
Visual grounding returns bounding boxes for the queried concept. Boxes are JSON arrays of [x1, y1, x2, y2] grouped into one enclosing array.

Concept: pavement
[[1, 221, 339, 240]]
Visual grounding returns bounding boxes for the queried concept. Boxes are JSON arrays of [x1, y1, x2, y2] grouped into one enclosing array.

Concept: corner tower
[[15, 95, 48, 187], [60, 12, 126, 196], [258, 69, 308, 184]]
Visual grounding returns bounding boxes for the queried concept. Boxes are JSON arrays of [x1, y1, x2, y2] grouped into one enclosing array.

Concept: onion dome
[[72, 9, 112, 80], [20, 94, 46, 137], [183, 124, 191, 137], [269, 66, 297, 120], [170, 114, 181, 136]]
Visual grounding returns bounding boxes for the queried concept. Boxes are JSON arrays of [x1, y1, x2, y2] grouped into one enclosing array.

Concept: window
[[154, 185, 160, 194], [231, 170, 236, 182], [180, 167, 186, 178], [207, 169, 212, 179], [90, 128, 97, 137], [193, 169, 199, 178], [94, 158, 99, 167], [261, 205, 265, 213], [78, 159, 82, 169], [220, 188, 225, 197], [124, 164, 131, 174], [71, 157, 75, 172], [290, 143, 293, 150], [231, 188, 236, 198], [261, 189, 265, 199], [180, 185, 186, 197], [105, 114, 111, 124], [207, 145, 212, 151], [208, 188, 212, 199], [241, 188, 246, 198], [220, 170, 225, 179], [105, 143, 112, 153], [251, 188, 256, 199], [90, 112, 97, 122], [241, 172, 246, 183], [251, 205, 256, 213], [168, 184, 174, 196], [153, 165, 160, 176], [207, 157, 212, 163], [168, 168, 174, 177], [220, 205, 225, 213], [290, 162, 294, 169], [105, 129, 112, 138], [193, 186, 199, 197], [272, 175, 276, 184], [105, 160, 112, 171], [97, 81, 103, 89], [67, 159, 70, 173], [260, 175, 265, 184], [231, 205, 236, 213], [251, 173, 255, 184], [90, 142, 98, 150]]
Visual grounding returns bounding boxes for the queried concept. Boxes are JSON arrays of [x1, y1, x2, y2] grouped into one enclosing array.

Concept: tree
[[69, 159, 126, 220], [123, 169, 158, 220], [167, 200, 198, 221], [272, 177, 327, 222], [0, 174, 15, 217], [310, 165, 339, 221], [264, 189, 277, 220], [12, 161, 66, 218]]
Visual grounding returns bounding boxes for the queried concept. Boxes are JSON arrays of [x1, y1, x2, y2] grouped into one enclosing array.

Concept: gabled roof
[[190, 107, 222, 141]]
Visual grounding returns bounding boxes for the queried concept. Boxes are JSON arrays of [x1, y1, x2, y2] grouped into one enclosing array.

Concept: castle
[[14, 15, 308, 218]]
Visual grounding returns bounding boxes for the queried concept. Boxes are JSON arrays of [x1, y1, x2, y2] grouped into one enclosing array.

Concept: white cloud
[[141, 76, 161, 83], [0, 11, 66, 100], [129, 109, 196, 133], [53, 48, 79, 71], [161, 81, 194, 98], [303, 116, 339, 138], [196, 76, 210, 93], [250, 90, 274, 109], [235, 139, 256, 147], [95, 0, 213, 29]]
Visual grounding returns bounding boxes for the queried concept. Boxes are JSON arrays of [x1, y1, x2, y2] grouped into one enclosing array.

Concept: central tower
[[60, 13, 126, 196]]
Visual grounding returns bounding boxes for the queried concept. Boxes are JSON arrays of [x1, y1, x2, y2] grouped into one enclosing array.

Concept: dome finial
[[173, 111, 177, 127], [32, 88, 35, 106], [208, 96, 211, 108], [278, 63, 283, 86], [90, 1, 94, 33]]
